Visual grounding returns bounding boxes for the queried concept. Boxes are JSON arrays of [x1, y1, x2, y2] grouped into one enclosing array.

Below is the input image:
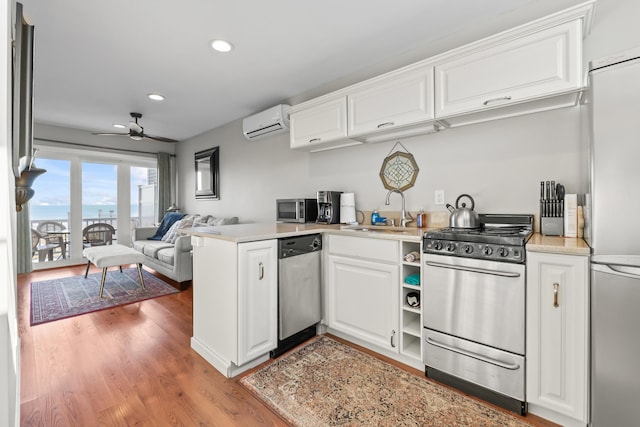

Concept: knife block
[[541, 217, 563, 236]]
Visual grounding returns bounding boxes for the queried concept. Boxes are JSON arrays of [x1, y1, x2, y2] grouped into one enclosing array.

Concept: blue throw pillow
[[149, 212, 185, 240]]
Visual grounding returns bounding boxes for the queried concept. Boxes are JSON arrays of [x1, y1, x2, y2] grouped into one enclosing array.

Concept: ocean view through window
[[29, 148, 158, 267]]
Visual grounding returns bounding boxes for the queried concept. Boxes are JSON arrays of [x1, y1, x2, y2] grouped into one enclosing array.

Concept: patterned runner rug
[[30, 268, 179, 325], [241, 336, 533, 427]]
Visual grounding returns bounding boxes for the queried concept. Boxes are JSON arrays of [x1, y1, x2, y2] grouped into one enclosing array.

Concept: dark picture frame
[[195, 147, 219, 200], [12, 2, 35, 177]]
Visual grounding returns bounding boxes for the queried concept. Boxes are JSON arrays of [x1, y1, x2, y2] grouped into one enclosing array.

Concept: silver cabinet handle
[[390, 330, 396, 348], [553, 282, 559, 307], [258, 262, 264, 280], [377, 121, 395, 129], [425, 261, 520, 278], [426, 337, 520, 370], [309, 138, 321, 143], [483, 96, 512, 106]]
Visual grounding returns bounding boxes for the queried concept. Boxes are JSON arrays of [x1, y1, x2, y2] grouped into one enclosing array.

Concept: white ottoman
[[83, 244, 146, 298]]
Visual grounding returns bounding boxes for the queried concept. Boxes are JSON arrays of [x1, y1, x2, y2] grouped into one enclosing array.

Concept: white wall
[[176, 0, 640, 224], [584, 0, 640, 61], [2, 0, 19, 424], [178, 107, 581, 223]]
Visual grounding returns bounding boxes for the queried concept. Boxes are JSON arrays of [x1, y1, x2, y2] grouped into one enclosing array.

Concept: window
[[30, 143, 157, 268]]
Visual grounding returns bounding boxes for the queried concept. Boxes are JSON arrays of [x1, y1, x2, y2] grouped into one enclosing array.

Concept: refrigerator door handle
[[592, 263, 640, 280]]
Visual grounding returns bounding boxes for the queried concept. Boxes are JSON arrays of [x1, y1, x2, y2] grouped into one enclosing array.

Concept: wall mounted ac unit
[[242, 104, 291, 140]]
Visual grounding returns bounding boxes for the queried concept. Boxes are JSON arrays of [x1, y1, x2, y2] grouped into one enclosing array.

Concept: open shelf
[[402, 334, 421, 359], [402, 310, 422, 336], [399, 239, 422, 361]]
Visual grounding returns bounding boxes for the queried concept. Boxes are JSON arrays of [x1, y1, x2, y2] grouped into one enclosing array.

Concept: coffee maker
[[317, 191, 342, 224]]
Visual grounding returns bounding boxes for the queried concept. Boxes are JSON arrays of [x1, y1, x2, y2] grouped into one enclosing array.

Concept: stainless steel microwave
[[276, 198, 318, 223]]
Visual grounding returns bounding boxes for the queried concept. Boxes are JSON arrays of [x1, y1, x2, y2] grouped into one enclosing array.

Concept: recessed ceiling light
[[113, 123, 126, 129], [210, 39, 233, 53], [148, 93, 165, 101]]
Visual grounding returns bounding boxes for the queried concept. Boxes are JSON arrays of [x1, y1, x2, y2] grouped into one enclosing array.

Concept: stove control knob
[[483, 246, 493, 256], [463, 244, 473, 254], [498, 247, 510, 257], [433, 241, 443, 251], [445, 242, 455, 252]]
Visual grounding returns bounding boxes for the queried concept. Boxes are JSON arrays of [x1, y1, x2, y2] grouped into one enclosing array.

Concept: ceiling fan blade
[[92, 132, 130, 136], [143, 134, 179, 143]]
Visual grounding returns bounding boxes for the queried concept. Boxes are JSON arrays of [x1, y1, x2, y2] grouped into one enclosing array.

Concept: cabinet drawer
[[424, 328, 525, 400], [328, 234, 398, 262]]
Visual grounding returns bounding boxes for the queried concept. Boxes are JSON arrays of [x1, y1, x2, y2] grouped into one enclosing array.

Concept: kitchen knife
[[557, 184, 565, 217], [545, 181, 551, 217], [552, 181, 557, 216], [552, 181, 557, 217], [540, 181, 545, 217]]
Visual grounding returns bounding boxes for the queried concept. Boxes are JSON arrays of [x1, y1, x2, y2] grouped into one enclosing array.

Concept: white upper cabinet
[[289, 2, 594, 150], [347, 66, 436, 142], [290, 97, 358, 152], [434, 19, 583, 126]]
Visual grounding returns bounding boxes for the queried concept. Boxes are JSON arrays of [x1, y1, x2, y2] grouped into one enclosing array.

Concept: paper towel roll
[[340, 193, 356, 224], [340, 192, 355, 207]]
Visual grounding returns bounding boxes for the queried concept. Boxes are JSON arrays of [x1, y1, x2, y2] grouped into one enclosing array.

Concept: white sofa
[[131, 214, 238, 287]]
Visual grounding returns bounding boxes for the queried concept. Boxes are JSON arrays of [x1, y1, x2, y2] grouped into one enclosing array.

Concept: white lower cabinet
[[327, 254, 399, 351], [191, 236, 277, 377], [237, 240, 278, 366], [326, 235, 399, 352], [526, 251, 589, 426]]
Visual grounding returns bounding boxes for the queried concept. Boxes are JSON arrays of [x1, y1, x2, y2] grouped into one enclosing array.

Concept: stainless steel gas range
[[422, 214, 533, 415]]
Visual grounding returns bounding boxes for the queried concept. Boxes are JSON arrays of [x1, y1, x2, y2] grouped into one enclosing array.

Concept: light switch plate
[[435, 190, 445, 205]]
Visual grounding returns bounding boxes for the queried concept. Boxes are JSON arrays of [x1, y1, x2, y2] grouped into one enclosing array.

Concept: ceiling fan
[[92, 112, 178, 143]]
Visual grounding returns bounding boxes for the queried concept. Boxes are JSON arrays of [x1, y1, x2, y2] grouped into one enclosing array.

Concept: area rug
[[241, 336, 533, 427], [30, 268, 179, 325]]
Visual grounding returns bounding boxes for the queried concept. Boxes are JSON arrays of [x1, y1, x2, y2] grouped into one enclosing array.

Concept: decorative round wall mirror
[[379, 143, 419, 191]]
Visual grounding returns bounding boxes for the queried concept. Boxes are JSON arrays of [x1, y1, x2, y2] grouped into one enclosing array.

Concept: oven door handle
[[425, 261, 521, 278], [426, 337, 521, 370]]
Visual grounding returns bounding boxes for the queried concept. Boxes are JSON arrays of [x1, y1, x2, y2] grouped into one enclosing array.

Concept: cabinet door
[[237, 240, 277, 365], [348, 66, 434, 137], [327, 254, 399, 351], [290, 97, 350, 151], [526, 251, 588, 424], [435, 20, 582, 118]]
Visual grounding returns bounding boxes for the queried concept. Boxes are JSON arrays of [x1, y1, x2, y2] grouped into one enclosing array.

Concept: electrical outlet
[[435, 190, 445, 205]]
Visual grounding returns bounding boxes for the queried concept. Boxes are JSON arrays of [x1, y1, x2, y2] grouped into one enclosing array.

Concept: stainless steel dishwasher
[[271, 233, 322, 358]]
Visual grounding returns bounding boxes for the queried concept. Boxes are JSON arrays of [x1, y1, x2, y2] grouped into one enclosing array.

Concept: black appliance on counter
[[316, 191, 342, 224], [422, 214, 533, 415], [276, 198, 318, 223]]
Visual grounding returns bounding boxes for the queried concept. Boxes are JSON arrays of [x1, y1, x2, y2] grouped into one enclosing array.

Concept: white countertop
[[180, 222, 429, 243], [526, 233, 591, 255], [181, 223, 592, 255]]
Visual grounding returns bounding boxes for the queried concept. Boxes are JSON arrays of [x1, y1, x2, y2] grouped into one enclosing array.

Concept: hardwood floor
[[18, 265, 558, 426], [19, 265, 287, 426]]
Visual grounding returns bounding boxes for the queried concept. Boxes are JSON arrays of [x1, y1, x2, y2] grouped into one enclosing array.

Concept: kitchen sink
[[341, 225, 413, 234]]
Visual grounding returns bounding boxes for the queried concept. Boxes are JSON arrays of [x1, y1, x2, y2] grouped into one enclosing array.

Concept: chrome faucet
[[385, 189, 414, 227]]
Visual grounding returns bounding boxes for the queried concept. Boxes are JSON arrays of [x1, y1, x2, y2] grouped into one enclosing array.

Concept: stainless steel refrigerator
[[586, 47, 640, 427]]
